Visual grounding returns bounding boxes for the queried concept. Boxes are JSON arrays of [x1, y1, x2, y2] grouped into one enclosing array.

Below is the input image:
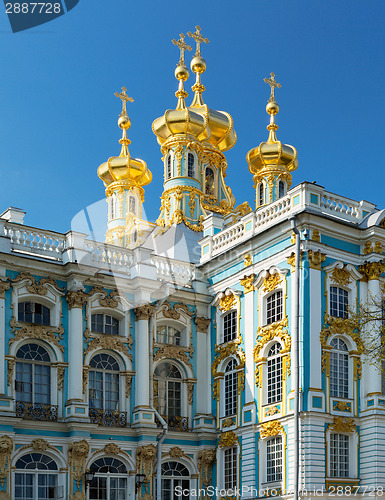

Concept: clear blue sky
[[0, 0, 384, 236]]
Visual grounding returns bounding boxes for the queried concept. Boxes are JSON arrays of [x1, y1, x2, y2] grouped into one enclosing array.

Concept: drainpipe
[[289, 216, 301, 500]]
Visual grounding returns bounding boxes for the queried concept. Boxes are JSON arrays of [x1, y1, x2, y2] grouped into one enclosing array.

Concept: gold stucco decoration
[[19, 438, 57, 453], [187, 381, 194, 405], [9, 272, 65, 294], [197, 449, 216, 487], [168, 447, 184, 458], [66, 290, 89, 309], [219, 293, 236, 312], [136, 444, 156, 480], [134, 304, 155, 321], [311, 230, 321, 242], [262, 273, 282, 293], [84, 335, 132, 359], [260, 420, 283, 438], [320, 314, 362, 352], [244, 254, 252, 267], [9, 324, 64, 352], [160, 301, 194, 320], [334, 401, 351, 412], [363, 242, 374, 255], [154, 345, 192, 369], [217, 431, 239, 448], [328, 416, 356, 433], [374, 241, 383, 254], [68, 440, 90, 487], [0, 436, 13, 487], [195, 317, 211, 333], [330, 267, 352, 287], [240, 274, 255, 294], [0, 280, 10, 299], [265, 406, 280, 417], [57, 366, 65, 391], [253, 317, 291, 361], [103, 443, 121, 455], [308, 250, 326, 270], [359, 261, 385, 281], [6, 359, 14, 387], [212, 336, 245, 377], [222, 418, 236, 428], [90, 287, 121, 308]]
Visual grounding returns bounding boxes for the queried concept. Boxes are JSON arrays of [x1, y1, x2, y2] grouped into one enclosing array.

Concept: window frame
[[224, 446, 237, 492], [266, 436, 283, 483], [224, 359, 238, 417], [267, 343, 283, 405], [14, 453, 61, 500], [91, 313, 120, 336], [18, 301, 51, 326], [89, 353, 121, 411], [187, 152, 195, 178], [265, 290, 283, 326], [329, 286, 349, 319], [223, 310, 237, 344], [154, 362, 184, 418], [15, 343, 51, 405]]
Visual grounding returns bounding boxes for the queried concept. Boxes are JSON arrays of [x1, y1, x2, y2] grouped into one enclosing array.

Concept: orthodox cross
[[114, 86, 134, 114], [264, 72, 281, 102], [172, 33, 192, 65], [187, 25, 209, 56]]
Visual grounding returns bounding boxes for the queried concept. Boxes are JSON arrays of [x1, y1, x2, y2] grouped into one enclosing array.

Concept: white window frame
[[224, 359, 238, 417], [266, 343, 283, 405], [256, 267, 288, 327], [259, 430, 286, 488], [154, 361, 186, 418], [266, 435, 283, 483], [326, 428, 358, 480], [217, 445, 239, 494], [186, 151, 196, 178]]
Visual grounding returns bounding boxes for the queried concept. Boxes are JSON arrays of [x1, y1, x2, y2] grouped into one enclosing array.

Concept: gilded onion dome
[[187, 26, 236, 152], [247, 73, 298, 208], [152, 34, 209, 145], [98, 88, 152, 193]]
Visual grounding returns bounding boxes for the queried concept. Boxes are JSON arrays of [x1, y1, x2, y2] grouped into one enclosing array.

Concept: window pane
[[224, 311, 237, 343], [266, 291, 283, 325], [224, 447, 237, 490], [330, 434, 349, 477], [267, 344, 282, 404], [267, 437, 282, 482]]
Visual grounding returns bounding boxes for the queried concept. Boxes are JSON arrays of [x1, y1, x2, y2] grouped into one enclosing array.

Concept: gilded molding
[[212, 336, 245, 377], [333, 401, 351, 412], [286, 251, 303, 272], [217, 431, 239, 448], [9, 324, 64, 352], [253, 317, 291, 361], [84, 336, 133, 359], [0, 435, 12, 487], [9, 272, 65, 294], [163, 446, 185, 459], [311, 230, 321, 242], [0, 280, 10, 299], [91, 287, 121, 308], [308, 250, 326, 270], [262, 272, 282, 293], [6, 359, 14, 387], [330, 267, 352, 286], [136, 444, 156, 482], [134, 304, 155, 321], [82, 367, 89, 394], [125, 373, 132, 397], [66, 290, 88, 310], [160, 301, 193, 320], [265, 405, 280, 417], [374, 241, 383, 254], [240, 274, 255, 294], [244, 254, 252, 267], [103, 443, 121, 455], [68, 440, 89, 488], [359, 261, 385, 281], [57, 366, 65, 391], [328, 416, 356, 434], [219, 293, 236, 312], [363, 241, 373, 255], [154, 345, 192, 368], [320, 314, 362, 352], [19, 438, 57, 453], [195, 316, 211, 333], [260, 420, 283, 438], [213, 379, 219, 400], [222, 417, 236, 428], [187, 381, 194, 405], [197, 448, 216, 487]]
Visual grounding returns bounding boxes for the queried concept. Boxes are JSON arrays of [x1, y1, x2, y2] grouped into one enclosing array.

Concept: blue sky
[[0, 0, 384, 237]]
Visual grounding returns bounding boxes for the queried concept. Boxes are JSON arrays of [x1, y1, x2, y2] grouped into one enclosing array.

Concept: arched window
[[330, 287, 348, 318], [267, 343, 282, 404], [258, 183, 264, 206], [187, 153, 195, 178], [89, 457, 128, 500], [223, 310, 237, 343], [16, 344, 51, 406], [266, 291, 283, 325], [166, 155, 172, 179], [160, 461, 190, 500], [266, 436, 283, 482], [14, 453, 58, 500], [91, 314, 119, 335], [154, 363, 182, 418], [18, 302, 50, 326], [89, 354, 120, 411], [330, 338, 349, 398], [278, 180, 285, 198], [205, 167, 215, 195], [330, 433, 349, 477], [156, 325, 181, 345], [129, 196, 136, 215], [224, 359, 237, 417]]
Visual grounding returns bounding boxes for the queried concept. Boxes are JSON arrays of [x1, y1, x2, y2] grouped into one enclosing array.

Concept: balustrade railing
[[89, 408, 127, 427], [16, 401, 58, 421], [152, 256, 195, 284], [85, 241, 134, 269], [5, 224, 65, 259], [159, 415, 189, 431]]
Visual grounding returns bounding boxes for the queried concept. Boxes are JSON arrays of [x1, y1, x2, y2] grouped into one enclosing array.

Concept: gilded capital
[[260, 420, 283, 438], [219, 293, 236, 312], [217, 431, 239, 448], [66, 290, 88, 309], [195, 316, 211, 333], [241, 274, 255, 294], [0, 435, 13, 487], [134, 304, 155, 321], [359, 261, 385, 281], [308, 250, 326, 270], [329, 416, 356, 433]]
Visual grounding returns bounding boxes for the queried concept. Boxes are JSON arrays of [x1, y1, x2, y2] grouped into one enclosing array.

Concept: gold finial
[[114, 86, 134, 115], [264, 72, 281, 103], [187, 25, 209, 56], [172, 33, 192, 65]]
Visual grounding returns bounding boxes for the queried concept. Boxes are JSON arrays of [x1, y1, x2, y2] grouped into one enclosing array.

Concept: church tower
[[97, 87, 154, 248], [246, 73, 298, 209]]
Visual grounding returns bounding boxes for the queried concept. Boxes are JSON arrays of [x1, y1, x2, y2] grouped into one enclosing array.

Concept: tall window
[[224, 447, 237, 491], [15, 344, 51, 405], [18, 302, 50, 326], [91, 314, 119, 335], [89, 457, 127, 500], [89, 354, 120, 411], [330, 338, 349, 398], [154, 363, 182, 417], [129, 196, 136, 215], [224, 359, 237, 417], [330, 287, 348, 318], [223, 310, 237, 343], [205, 167, 214, 195], [267, 343, 282, 404], [278, 181, 285, 198], [330, 433, 349, 477], [266, 291, 283, 325], [266, 437, 283, 483], [15, 453, 58, 500], [156, 325, 181, 345], [187, 153, 195, 178], [166, 155, 172, 179], [258, 183, 264, 206], [160, 461, 190, 500]]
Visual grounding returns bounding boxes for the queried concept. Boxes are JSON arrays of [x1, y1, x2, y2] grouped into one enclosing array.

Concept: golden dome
[[187, 26, 236, 152], [247, 73, 298, 179], [152, 34, 209, 145], [98, 87, 152, 189]]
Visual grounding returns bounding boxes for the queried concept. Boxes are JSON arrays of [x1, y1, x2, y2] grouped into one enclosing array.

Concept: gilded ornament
[[174, 145, 184, 176], [0, 435, 12, 487], [212, 337, 245, 377], [363, 241, 374, 255], [255, 365, 261, 387], [19, 438, 57, 453], [333, 401, 351, 412], [134, 304, 155, 321], [328, 416, 356, 433], [125, 374, 132, 397], [66, 290, 88, 310], [168, 446, 184, 458], [9, 324, 64, 352], [222, 418, 235, 428], [286, 251, 303, 272], [84, 336, 132, 359], [320, 315, 362, 351], [195, 316, 211, 333], [136, 444, 156, 477], [197, 448, 216, 487], [213, 379, 219, 400], [82, 366, 89, 395], [260, 420, 283, 438], [6, 359, 14, 387], [321, 351, 330, 376], [359, 261, 385, 281], [188, 191, 196, 218], [308, 250, 326, 270], [240, 274, 255, 294], [330, 267, 352, 287], [154, 345, 192, 368], [72, 492, 85, 500], [265, 406, 280, 417], [91, 287, 120, 308], [312, 230, 321, 242], [244, 254, 252, 267], [238, 370, 245, 394], [0, 492, 11, 500], [217, 431, 239, 448], [219, 293, 236, 312], [187, 381, 194, 405], [0, 280, 10, 299], [253, 317, 290, 361], [57, 366, 65, 391], [262, 272, 282, 293], [103, 443, 121, 455], [68, 440, 90, 487]]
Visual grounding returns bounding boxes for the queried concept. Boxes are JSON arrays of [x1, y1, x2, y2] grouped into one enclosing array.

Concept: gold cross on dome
[[172, 33, 192, 65], [264, 72, 281, 102], [187, 25, 209, 56], [114, 86, 134, 114]]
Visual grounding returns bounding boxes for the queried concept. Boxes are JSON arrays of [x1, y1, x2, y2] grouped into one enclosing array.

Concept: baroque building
[[0, 25, 384, 500]]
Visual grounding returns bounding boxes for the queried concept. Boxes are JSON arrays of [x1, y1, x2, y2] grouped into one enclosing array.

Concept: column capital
[[308, 250, 326, 271], [240, 273, 255, 294], [359, 261, 385, 281], [66, 290, 88, 309], [134, 304, 155, 321], [195, 317, 211, 333]]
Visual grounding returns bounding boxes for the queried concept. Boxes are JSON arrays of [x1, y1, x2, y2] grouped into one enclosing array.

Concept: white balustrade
[[85, 241, 134, 269], [151, 255, 195, 285], [320, 193, 360, 221], [5, 223, 65, 258]]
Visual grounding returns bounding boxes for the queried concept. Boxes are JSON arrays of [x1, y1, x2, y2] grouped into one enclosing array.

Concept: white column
[[195, 317, 211, 414], [134, 305, 154, 409], [308, 265, 323, 390], [0, 282, 9, 394], [364, 272, 382, 395], [66, 290, 87, 402], [242, 280, 254, 404]]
